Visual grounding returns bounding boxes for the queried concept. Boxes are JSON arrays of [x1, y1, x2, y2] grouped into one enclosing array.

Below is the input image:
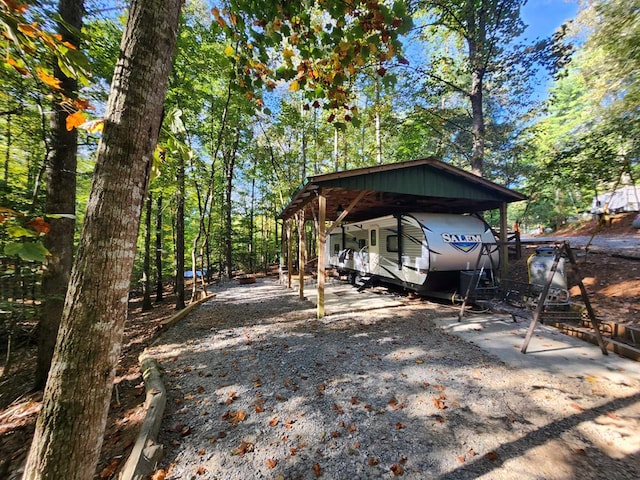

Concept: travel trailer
[[327, 213, 499, 296]]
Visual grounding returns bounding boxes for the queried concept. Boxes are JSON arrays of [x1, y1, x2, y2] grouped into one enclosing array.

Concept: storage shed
[[278, 157, 526, 317]]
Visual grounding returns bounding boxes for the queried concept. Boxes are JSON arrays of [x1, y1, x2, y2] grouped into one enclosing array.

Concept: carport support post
[[287, 219, 293, 289], [499, 202, 508, 280], [317, 192, 326, 318], [298, 211, 306, 299]]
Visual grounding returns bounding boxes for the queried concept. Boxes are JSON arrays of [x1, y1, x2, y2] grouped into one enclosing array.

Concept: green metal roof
[[278, 157, 526, 221]]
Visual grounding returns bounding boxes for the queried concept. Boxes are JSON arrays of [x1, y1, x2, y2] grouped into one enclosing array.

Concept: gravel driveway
[[146, 279, 640, 479]]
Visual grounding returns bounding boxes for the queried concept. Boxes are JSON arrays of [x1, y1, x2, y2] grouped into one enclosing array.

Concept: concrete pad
[[436, 314, 640, 386]]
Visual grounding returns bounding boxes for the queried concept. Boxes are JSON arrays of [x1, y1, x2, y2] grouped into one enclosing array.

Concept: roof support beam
[[325, 190, 369, 235]]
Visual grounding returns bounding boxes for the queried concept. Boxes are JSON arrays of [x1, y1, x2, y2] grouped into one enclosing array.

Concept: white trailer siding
[[327, 213, 498, 294]]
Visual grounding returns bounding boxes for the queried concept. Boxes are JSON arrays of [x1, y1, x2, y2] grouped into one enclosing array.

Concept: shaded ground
[[0, 219, 638, 478]]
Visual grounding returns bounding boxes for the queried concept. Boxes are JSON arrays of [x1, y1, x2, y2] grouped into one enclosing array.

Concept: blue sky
[[520, 0, 579, 40]]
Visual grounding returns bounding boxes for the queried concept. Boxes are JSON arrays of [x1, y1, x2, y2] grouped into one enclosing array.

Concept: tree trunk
[[224, 130, 239, 278], [142, 192, 153, 311], [470, 71, 485, 177], [466, 1, 486, 177], [155, 193, 164, 302], [23, 0, 182, 478], [175, 152, 186, 310], [35, 0, 82, 390]]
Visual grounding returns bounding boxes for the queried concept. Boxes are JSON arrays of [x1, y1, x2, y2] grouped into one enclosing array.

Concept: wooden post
[[317, 192, 326, 318], [298, 211, 306, 299], [287, 219, 293, 289], [499, 202, 508, 280]]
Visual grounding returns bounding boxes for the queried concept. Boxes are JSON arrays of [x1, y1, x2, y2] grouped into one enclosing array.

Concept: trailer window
[[358, 239, 367, 249], [387, 235, 398, 252], [370, 230, 377, 247]]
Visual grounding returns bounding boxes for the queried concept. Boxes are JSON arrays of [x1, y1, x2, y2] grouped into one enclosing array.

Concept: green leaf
[[19, 241, 49, 262], [7, 225, 35, 238], [4, 241, 49, 262]]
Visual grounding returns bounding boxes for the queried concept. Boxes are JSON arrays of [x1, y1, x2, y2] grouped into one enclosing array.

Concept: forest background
[[0, 0, 639, 478]]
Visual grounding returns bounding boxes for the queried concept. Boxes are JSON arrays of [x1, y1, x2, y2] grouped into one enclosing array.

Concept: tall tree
[[35, 0, 84, 390], [23, 0, 183, 477], [414, 0, 526, 176]]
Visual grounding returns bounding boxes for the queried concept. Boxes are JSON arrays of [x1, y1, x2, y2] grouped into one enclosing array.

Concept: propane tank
[[527, 247, 567, 289]]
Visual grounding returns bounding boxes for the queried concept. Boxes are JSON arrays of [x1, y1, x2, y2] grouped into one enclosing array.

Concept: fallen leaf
[[346, 423, 357, 432], [391, 464, 404, 475], [232, 441, 254, 456], [486, 451, 499, 461], [434, 384, 445, 391], [333, 403, 344, 414], [606, 411, 619, 419], [198, 448, 206, 455], [395, 422, 405, 430], [151, 470, 166, 480], [180, 426, 191, 437], [313, 463, 322, 477], [269, 417, 279, 427], [196, 465, 206, 475], [196, 385, 205, 394], [457, 455, 466, 463], [266, 458, 278, 469], [331, 430, 340, 438], [569, 402, 584, 412], [432, 398, 447, 410], [351, 396, 360, 405], [99, 459, 120, 478], [368, 457, 379, 466]]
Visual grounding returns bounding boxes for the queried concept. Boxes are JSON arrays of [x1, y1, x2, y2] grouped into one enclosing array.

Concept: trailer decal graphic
[[441, 233, 482, 253]]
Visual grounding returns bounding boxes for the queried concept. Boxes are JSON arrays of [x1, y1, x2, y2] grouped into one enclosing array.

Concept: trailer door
[[368, 227, 380, 275]]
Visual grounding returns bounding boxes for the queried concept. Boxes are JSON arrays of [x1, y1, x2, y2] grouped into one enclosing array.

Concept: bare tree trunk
[[224, 131, 239, 278], [175, 152, 185, 310], [23, 0, 182, 478], [155, 193, 164, 302], [142, 192, 153, 311], [35, 0, 82, 390]]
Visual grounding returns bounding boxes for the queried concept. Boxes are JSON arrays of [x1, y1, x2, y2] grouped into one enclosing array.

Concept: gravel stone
[[146, 278, 640, 480]]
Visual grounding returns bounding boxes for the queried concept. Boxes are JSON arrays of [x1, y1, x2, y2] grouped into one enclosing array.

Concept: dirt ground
[[0, 217, 638, 479]]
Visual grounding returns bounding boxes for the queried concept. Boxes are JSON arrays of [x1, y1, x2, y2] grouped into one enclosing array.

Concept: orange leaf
[[390, 464, 404, 475], [6, 56, 29, 76], [367, 457, 379, 466], [4, 0, 29, 13], [333, 403, 344, 415], [346, 423, 357, 432], [17, 22, 38, 38], [395, 422, 405, 430], [27, 217, 50, 235], [486, 451, 499, 461], [313, 463, 322, 477], [65, 111, 86, 131], [36, 68, 62, 90], [196, 465, 206, 475], [266, 458, 277, 469], [569, 402, 584, 412], [432, 397, 447, 410], [99, 459, 120, 478], [198, 448, 206, 455], [151, 470, 166, 480]]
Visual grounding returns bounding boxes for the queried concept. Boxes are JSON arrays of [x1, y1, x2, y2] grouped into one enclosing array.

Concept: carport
[[278, 157, 526, 317]]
